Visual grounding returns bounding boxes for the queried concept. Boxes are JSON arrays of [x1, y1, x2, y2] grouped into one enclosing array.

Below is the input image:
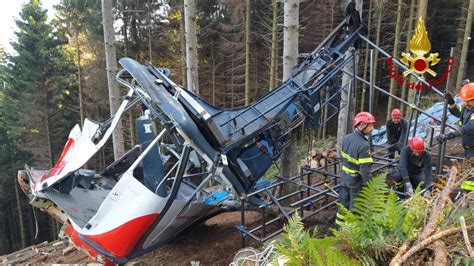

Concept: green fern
[[402, 189, 427, 240], [352, 173, 389, 219], [273, 213, 360, 266], [335, 173, 427, 260]]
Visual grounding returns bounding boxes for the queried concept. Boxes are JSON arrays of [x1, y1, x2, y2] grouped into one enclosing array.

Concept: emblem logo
[[385, 16, 454, 90], [400, 16, 440, 77]]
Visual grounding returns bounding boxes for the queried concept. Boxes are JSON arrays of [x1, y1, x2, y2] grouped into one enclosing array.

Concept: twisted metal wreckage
[[16, 4, 459, 263]]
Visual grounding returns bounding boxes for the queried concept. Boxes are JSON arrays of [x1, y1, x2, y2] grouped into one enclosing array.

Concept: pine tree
[[1, 0, 77, 246]]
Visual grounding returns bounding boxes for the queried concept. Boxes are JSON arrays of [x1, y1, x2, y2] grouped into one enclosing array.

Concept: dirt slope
[[0, 212, 262, 265]]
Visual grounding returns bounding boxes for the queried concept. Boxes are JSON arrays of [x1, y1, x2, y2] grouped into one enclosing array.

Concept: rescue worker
[[340, 112, 375, 209], [390, 137, 432, 197], [385, 108, 408, 159], [436, 82, 474, 158], [437, 81, 474, 194]]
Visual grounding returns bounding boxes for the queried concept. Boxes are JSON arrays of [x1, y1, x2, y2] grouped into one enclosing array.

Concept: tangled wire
[[229, 242, 276, 266]]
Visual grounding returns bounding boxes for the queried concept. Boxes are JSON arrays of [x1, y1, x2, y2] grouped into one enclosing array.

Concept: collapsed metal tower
[[236, 26, 463, 247]]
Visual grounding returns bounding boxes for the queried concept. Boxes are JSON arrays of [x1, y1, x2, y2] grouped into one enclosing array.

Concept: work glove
[[436, 133, 450, 143], [404, 182, 414, 196], [395, 142, 402, 150], [445, 92, 455, 105]]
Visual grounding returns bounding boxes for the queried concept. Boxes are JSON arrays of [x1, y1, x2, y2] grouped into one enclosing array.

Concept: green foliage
[[0, 0, 77, 253], [335, 173, 428, 260], [272, 213, 360, 266], [3, 0, 77, 167], [402, 187, 427, 240]]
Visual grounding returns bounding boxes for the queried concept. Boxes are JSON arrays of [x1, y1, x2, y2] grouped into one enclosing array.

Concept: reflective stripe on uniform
[[461, 180, 474, 191], [341, 151, 373, 164], [342, 165, 359, 174], [359, 157, 374, 163], [458, 106, 464, 125]]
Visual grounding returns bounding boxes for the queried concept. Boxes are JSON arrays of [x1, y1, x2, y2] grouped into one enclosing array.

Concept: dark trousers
[[339, 172, 363, 210], [390, 169, 425, 190], [387, 143, 400, 159], [465, 147, 474, 159]]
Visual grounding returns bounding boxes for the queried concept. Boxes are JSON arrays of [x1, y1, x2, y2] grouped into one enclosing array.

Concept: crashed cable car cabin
[[17, 8, 365, 263]]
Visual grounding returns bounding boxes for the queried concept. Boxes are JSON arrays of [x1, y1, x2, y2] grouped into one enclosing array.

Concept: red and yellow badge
[[400, 16, 440, 77]]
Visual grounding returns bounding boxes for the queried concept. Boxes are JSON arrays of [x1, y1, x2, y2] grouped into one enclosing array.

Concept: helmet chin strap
[[358, 123, 369, 134]]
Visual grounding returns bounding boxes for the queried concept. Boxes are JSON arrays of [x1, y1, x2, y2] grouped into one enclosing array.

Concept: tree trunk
[[372, 2, 383, 110], [387, 0, 403, 120], [401, 0, 416, 115], [418, 0, 428, 20], [184, 0, 199, 94], [102, 0, 125, 159], [406, 0, 428, 117], [122, 9, 136, 147], [180, 6, 187, 87], [281, 0, 299, 182], [451, 2, 468, 91], [13, 174, 26, 248], [147, 0, 152, 63], [269, 0, 278, 91], [336, 0, 362, 154], [245, 0, 251, 105], [75, 27, 84, 127], [231, 58, 235, 108], [320, 0, 336, 139], [455, 0, 474, 89], [360, 0, 373, 111], [211, 42, 216, 105]]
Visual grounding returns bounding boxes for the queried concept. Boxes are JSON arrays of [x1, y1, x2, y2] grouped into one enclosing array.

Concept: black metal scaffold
[[237, 22, 464, 247]]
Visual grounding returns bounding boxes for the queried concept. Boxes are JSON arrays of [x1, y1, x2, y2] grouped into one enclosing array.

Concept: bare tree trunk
[[406, 0, 428, 116], [418, 0, 428, 20], [180, 6, 187, 87], [372, 2, 383, 110], [269, 0, 278, 91], [147, 0, 152, 63], [122, 8, 136, 147], [401, 0, 416, 115], [451, 2, 468, 90], [336, 0, 362, 154], [184, 0, 199, 94], [387, 0, 403, 120], [231, 58, 234, 108], [14, 174, 26, 248], [281, 0, 299, 182], [45, 107, 61, 239], [360, 0, 373, 112], [455, 0, 474, 89], [75, 27, 84, 127], [322, 88, 329, 139], [102, 0, 125, 159], [245, 0, 251, 105], [211, 42, 216, 105], [321, 0, 336, 139]]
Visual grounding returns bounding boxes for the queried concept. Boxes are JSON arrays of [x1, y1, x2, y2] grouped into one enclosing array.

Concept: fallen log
[[319, 158, 326, 167], [418, 166, 458, 241], [310, 159, 319, 169], [389, 240, 410, 266], [460, 216, 474, 257], [393, 224, 474, 266], [62, 245, 76, 256], [432, 240, 448, 266]]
